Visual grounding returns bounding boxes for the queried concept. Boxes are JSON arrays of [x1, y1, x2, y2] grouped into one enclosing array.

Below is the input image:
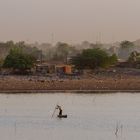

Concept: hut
[[56, 65, 73, 75], [36, 64, 55, 74]]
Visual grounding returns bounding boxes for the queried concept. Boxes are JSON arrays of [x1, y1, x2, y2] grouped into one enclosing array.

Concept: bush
[[71, 48, 118, 69], [3, 47, 36, 73], [118, 40, 135, 59]]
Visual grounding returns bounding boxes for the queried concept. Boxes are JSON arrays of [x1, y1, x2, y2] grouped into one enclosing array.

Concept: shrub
[[71, 48, 117, 69], [3, 47, 36, 73]]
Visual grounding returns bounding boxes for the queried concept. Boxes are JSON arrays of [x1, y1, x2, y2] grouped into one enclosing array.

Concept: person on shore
[[56, 105, 63, 116]]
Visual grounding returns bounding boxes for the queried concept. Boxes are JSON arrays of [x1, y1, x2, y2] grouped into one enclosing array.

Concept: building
[[56, 65, 73, 74], [36, 64, 55, 74], [36, 63, 73, 75]]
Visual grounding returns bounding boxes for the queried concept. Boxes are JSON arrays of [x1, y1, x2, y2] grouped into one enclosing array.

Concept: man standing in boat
[[55, 105, 67, 118], [56, 105, 63, 115]]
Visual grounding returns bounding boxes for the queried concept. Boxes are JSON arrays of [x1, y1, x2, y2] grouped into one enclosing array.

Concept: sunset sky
[[0, 0, 140, 43]]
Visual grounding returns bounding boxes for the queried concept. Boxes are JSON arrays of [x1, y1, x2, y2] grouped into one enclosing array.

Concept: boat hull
[[57, 115, 67, 118]]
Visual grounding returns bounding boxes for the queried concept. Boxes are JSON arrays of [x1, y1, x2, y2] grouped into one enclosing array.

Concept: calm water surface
[[0, 93, 140, 140]]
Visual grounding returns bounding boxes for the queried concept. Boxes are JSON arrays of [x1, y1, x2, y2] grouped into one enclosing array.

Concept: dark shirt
[[59, 108, 62, 115]]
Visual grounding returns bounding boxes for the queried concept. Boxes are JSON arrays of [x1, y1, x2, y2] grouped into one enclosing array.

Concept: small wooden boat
[[57, 115, 67, 118]]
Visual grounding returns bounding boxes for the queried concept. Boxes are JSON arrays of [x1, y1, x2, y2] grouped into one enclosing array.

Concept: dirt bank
[[0, 74, 140, 93]]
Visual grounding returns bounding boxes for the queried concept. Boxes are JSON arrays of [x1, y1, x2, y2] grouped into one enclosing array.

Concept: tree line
[[0, 40, 140, 74]]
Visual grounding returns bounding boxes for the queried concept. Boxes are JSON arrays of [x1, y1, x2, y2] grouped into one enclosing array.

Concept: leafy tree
[[52, 42, 77, 63], [128, 51, 140, 62], [0, 41, 42, 61], [108, 54, 118, 64], [0, 59, 3, 68], [118, 40, 135, 59], [57, 42, 69, 61], [71, 48, 117, 69], [120, 41, 134, 49], [3, 47, 36, 73], [0, 41, 15, 59]]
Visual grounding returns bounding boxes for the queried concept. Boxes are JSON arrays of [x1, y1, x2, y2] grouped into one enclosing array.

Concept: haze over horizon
[[0, 0, 140, 44]]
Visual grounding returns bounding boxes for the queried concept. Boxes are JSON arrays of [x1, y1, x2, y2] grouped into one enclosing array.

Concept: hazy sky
[[0, 0, 140, 44]]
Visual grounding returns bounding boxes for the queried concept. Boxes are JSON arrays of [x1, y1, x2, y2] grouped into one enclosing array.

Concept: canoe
[[57, 115, 67, 118]]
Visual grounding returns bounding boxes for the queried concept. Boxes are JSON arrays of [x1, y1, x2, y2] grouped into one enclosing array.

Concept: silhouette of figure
[[56, 105, 63, 115]]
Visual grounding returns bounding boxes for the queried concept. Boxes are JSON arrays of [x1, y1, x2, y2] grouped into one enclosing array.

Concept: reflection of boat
[[57, 115, 67, 118]]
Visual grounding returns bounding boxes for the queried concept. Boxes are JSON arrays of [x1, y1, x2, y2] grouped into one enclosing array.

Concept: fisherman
[[56, 105, 63, 116]]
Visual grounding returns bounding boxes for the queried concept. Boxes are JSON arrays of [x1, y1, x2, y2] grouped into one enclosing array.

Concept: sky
[[0, 0, 140, 44]]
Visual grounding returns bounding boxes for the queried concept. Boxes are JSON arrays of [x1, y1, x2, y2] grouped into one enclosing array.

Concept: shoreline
[[0, 90, 140, 94], [0, 71, 140, 93]]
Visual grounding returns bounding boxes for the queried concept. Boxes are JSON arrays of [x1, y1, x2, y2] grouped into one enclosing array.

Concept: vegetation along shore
[[0, 40, 140, 93], [0, 70, 140, 93]]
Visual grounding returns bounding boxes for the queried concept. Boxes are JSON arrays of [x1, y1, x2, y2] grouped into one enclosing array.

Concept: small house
[[36, 64, 55, 74], [56, 65, 73, 75]]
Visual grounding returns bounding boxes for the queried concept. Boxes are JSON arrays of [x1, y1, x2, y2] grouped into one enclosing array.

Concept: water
[[0, 93, 140, 140]]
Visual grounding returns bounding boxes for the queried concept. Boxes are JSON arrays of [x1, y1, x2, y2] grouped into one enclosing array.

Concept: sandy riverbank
[[0, 73, 140, 93]]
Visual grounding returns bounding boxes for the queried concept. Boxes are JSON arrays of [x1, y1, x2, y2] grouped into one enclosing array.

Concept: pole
[[51, 107, 57, 118]]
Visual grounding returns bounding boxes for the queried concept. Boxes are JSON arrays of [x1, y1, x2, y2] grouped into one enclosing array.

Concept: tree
[[109, 54, 118, 64], [3, 47, 36, 73], [0, 59, 3, 68], [71, 48, 118, 69], [52, 42, 77, 63], [120, 41, 134, 49], [128, 51, 140, 62], [118, 40, 135, 59], [0, 41, 42, 61]]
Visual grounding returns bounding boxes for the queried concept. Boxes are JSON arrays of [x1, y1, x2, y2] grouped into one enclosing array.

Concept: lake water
[[0, 93, 140, 140]]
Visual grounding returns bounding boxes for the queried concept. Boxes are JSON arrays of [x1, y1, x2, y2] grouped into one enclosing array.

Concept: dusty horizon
[[0, 0, 140, 44]]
